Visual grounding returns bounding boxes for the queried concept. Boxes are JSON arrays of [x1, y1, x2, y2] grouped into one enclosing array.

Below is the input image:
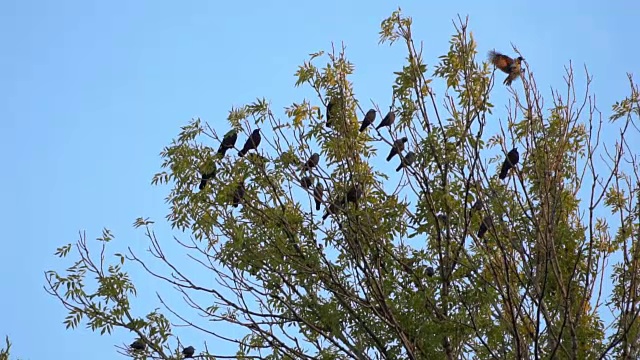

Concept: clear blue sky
[[1, 0, 639, 358]]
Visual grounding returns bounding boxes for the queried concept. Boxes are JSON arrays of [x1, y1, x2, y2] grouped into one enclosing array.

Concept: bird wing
[[488, 51, 514, 72]]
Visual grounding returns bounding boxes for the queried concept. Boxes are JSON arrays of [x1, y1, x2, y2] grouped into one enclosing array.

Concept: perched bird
[[198, 169, 216, 190], [437, 214, 448, 224], [300, 176, 313, 189], [426, 266, 435, 277], [478, 215, 493, 238], [238, 129, 262, 157], [303, 153, 320, 172], [322, 202, 338, 221], [375, 110, 396, 130], [182, 346, 195, 358], [359, 109, 377, 132], [313, 182, 324, 211], [499, 148, 520, 180], [488, 50, 524, 86], [232, 182, 245, 207], [217, 130, 238, 157], [470, 199, 483, 216], [130, 339, 145, 351], [345, 184, 363, 204], [396, 151, 416, 172], [386, 137, 408, 161], [326, 99, 336, 127]]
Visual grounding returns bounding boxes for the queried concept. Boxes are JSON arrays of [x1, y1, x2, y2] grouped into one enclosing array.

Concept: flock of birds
[[126, 50, 524, 358]]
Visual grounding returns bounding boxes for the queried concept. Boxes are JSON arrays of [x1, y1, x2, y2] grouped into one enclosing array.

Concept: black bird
[[426, 266, 435, 277], [198, 161, 216, 191], [499, 147, 520, 180], [326, 99, 336, 127], [217, 130, 238, 157], [359, 109, 377, 132], [470, 199, 483, 216], [313, 182, 324, 211], [130, 339, 145, 351], [238, 129, 261, 157], [232, 182, 245, 207], [322, 202, 338, 221], [300, 176, 313, 189], [375, 110, 396, 130], [303, 153, 320, 172], [478, 215, 493, 238], [386, 137, 408, 161], [344, 184, 363, 204], [396, 151, 416, 172], [437, 214, 448, 224], [488, 50, 524, 86], [182, 346, 195, 358]]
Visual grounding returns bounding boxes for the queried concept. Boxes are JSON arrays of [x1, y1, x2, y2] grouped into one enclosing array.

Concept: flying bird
[[359, 109, 377, 132], [313, 182, 324, 211], [217, 130, 238, 157], [232, 182, 246, 207], [303, 153, 320, 172], [326, 99, 336, 127], [238, 129, 262, 157], [130, 339, 145, 351], [376, 110, 396, 130], [488, 50, 524, 86], [182, 346, 195, 358], [499, 147, 520, 180], [478, 215, 493, 238], [386, 137, 408, 161], [300, 176, 313, 189], [396, 151, 416, 172]]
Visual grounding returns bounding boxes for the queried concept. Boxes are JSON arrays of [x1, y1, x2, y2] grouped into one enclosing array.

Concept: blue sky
[[1, 0, 639, 358]]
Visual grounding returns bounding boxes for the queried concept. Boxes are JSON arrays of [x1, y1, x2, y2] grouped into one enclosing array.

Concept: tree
[[45, 9, 640, 360]]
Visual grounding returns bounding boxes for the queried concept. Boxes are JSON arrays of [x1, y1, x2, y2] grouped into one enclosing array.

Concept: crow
[[303, 153, 320, 172], [238, 129, 261, 157], [499, 147, 520, 180], [217, 130, 238, 157], [182, 346, 195, 358]]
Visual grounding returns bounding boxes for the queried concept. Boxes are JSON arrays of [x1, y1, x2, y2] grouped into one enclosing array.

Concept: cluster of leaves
[[45, 8, 640, 360]]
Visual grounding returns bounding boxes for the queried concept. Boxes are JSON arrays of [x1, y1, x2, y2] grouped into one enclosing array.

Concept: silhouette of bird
[[217, 130, 238, 157], [488, 50, 524, 86], [322, 202, 338, 221], [499, 147, 520, 180], [376, 110, 396, 130], [396, 151, 416, 171], [232, 182, 245, 207], [199, 169, 216, 190], [182, 346, 195, 358], [478, 215, 493, 238], [238, 129, 261, 157], [313, 182, 324, 211], [326, 99, 336, 127], [359, 109, 377, 132], [344, 184, 363, 204], [470, 199, 483, 216], [300, 176, 313, 189], [303, 153, 320, 172], [426, 266, 435, 277], [386, 137, 408, 161], [130, 339, 145, 351]]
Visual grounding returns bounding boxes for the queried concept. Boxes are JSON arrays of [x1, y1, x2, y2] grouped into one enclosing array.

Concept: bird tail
[[217, 147, 227, 157], [199, 179, 207, 190], [316, 202, 321, 211], [359, 123, 367, 132], [375, 124, 382, 130], [396, 164, 402, 172], [238, 149, 246, 157], [499, 163, 510, 179], [386, 153, 394, 162], [322, 212, 329, 220]]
